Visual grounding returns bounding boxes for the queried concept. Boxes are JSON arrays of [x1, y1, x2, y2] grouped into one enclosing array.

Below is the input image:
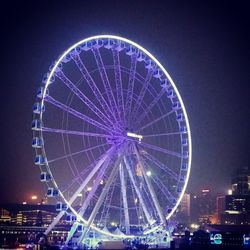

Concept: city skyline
[[1, 1, 250, 204]]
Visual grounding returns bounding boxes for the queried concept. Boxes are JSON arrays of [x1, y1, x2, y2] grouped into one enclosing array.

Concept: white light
[[31, 195, 38, 200], [100, 179, 104, 185], [190, 223, 199, 229], [228, 189, 232, 195], [127, 132, 143, 142], [87, 187, 92, 192], [22, 202, 27, 205], [134, 198, 138, 204], [77, 193, 83, 197], [111, 221, 117, 226], [146, 170, 152, 176]]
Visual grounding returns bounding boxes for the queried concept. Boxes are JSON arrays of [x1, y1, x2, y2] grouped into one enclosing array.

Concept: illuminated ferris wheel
[[32, 35, 191, 245]]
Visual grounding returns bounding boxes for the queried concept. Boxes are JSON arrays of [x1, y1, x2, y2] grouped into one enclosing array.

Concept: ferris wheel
[[32, 35, 191, 244]]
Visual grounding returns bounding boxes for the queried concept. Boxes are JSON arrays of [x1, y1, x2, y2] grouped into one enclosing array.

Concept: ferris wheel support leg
[[123, 156, 153, 226], [133, 145, 166, 226], [78, 156, 121, 244], [44, 148, 114, 236], [119, 162, 130, 234], [65, 155, 112, 245]]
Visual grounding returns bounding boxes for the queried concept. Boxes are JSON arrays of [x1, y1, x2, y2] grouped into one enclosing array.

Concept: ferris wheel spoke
[[125, 54, 137, 119], [133, 145, 166, 226], [140, 150, 179, 180], [44, 95, 111, 133], [44, 147, 115, 236], [48, 143, 108, 163], [71, 54, 116, 123], [119, 162, 130, 234], [140, 141, 184, 158], [55, 70, 113, 126], [41, 126, 112, 139], [62, 159, 98, 194], [151, 174, 175, 202], [131, 69, 153, 122], [143, 131, 182, 138], [137, 109, 175, 132], [79, 155, 121, 242], [66, 154, 113, 244], [135, 88, 166, 127], [112, 49, 125, 121], [61, 149, 112, 195], [92, 48, 121, 123], [123, 156, 153, 225]]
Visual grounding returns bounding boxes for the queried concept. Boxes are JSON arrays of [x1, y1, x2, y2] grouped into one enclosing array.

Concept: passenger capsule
[[37, 87, 48, 99], [153, 69, 163, 79], [47, 188, 59, 197], [182, 138, 188, 146], [145, 59, 156, 69], [181, 163, 188, 170], [103, 39, 115, 49], [172, 102, 180, 110], [91, 39, 103, 49], [160, 79, 170, 88], [180, 126, 187, 133], [40, 172, 51, 182], [32, 137, 44, 148], [33, 102, 45, 114], [167, 89, 175, 98], [34, 155, 47, 165], [56, 202, 67, 211], [31, 119, 42, 131], [66, 214, 77, 222], [114, 41, 126, 51], [125, 46, 137, 55], [137, 52, 146, 62], [80, 42, 91, 51], [176, 113, 183, 122], [61, 53, 71, 63], [183, 151, 189, 158]]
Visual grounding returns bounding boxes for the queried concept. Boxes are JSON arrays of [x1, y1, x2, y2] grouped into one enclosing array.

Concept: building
[[190, 189, 216, 224], [231, 166, 250, 195], [221, 166, 250, 225], [175, 193, 190, 223], [0, 208, 11, 223], [0, 204, 57, 226], [180, 193, 190, 217], [216, 195, 225, 224]]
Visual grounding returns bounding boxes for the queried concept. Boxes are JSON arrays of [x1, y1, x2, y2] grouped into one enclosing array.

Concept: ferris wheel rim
[[36, 34, 192, 238]]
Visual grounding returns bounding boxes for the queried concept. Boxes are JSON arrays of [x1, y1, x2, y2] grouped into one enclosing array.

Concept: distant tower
[[231, 166, 250, 195], [221, 166, 250, 225], [36, 210, 43, 226], [190, 189, 215, 224], [180, 193, 190, 217]]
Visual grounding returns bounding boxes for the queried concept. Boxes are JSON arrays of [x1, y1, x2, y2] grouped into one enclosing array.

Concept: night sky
[[1, 1, 250, 203]]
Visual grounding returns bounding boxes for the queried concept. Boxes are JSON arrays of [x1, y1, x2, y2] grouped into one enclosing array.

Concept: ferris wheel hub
[[126, 132, 143, 143]]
